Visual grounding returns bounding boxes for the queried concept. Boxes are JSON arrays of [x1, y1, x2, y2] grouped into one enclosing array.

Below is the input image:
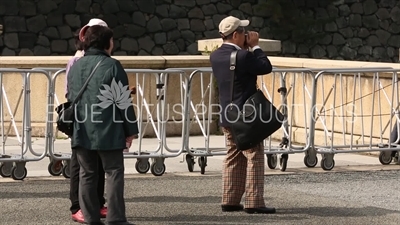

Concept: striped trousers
[[221, 127, 266, 208]]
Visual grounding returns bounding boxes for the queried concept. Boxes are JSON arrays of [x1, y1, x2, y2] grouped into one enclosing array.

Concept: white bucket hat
[[79, 18, 108, 41]]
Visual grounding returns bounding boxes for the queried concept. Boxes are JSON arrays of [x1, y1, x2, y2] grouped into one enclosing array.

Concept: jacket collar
[[222, 43, 242, 50], [84, 48, 111, 57]]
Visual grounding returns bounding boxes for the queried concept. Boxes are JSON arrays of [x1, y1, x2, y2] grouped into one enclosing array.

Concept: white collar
[[74, 50, 84, 58], [223, 42, 241, 50]]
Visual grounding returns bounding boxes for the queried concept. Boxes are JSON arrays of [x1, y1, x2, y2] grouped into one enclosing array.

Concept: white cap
[[218, 16, 249, 36], [79, 18, 108, 41]]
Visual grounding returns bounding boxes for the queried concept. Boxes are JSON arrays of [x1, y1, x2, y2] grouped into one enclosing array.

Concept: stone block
[[169, 5, 187, 18], [161, 18, 177, 31], [64, 14, 81, 29], [3, 16, 26, 32], [138, 36, 155, 53], [156, 5, 169, 18], [163, 43, 180, 55], [103, 0, 120, 14], [137, 0, 155, 14], [37, 0, 58, 14], [19, 32, 37, 49], [4, 33, 18, 49]]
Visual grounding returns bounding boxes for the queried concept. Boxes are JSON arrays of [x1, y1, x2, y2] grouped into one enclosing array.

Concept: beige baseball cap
[[79, 18, 108, 41], [219, 16, 249, 36]]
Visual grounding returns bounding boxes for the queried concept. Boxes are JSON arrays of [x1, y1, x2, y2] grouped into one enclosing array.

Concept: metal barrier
[[174, 68, 224, 174], [46, 68, 189, 177], [180, 67, 399, 174], [0, 68, 52, 180], [312, 68, 400, 170], [258, 68, 318, 172], [45, 68, 72, 178], [181, 67, 319, 173], [1, 65, 399, 180], [260, 67, 395, 171], [116, 69, 189, 176]]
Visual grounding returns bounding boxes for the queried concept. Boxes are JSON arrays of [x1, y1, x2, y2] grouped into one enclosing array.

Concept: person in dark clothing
[[210, 16, 276, 214], [65, 19, 109, 224], [67, 25, 138, 225], [388, 123, 399, 164]]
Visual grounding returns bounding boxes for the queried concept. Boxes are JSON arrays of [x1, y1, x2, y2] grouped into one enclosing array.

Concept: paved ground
[[0, 136, 400, 224], [1, 170, 400, 225]]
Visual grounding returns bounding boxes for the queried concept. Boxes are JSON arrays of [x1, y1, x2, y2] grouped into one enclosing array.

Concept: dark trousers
[[76, 148, 127, 224], [70, 148, 106, 214], [390, 123, 399, 158]]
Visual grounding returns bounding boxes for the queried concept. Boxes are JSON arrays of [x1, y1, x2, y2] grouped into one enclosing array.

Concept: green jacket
[[67, 48, 139, 151]]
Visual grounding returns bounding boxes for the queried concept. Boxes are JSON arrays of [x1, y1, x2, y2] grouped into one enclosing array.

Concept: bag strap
[[229, 50, 238, 104], [71, 58, 104, 105]]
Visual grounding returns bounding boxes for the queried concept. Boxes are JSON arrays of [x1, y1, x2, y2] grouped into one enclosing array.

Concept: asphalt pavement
[[0, 136, 399, 224], [0, 170, 399, 225]]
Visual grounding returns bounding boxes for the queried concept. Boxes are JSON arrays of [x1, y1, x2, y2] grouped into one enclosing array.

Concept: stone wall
[[277, 0, 400, 63], [0, 0, 399, 63]]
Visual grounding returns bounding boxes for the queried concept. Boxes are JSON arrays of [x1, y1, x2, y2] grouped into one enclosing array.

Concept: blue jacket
[[210, 44, 273, 127]]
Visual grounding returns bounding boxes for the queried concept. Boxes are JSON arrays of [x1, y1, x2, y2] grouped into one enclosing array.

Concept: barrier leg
[[266, 154, 278, 169], [47, 159, 63, 176], [150, 158, 165, 176], [321, 153, 335, 171], [378, 151, 393, 165], [62, 159, 71, 179], [278, 137, 289, 171], [135, 158, 150, 174], [185, 154, 195, 172], [198, 156, 207, 174], [303, 150, 319, 168], [11, 162, 27, 180], [0, 161, 12, 177]]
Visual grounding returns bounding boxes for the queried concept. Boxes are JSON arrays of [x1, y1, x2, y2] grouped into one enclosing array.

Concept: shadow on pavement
[[280, 206, 400, 217]]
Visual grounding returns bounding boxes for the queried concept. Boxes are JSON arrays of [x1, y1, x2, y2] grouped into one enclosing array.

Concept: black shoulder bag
[[226, 50, 284, 150], [55, 59, 104, 137]]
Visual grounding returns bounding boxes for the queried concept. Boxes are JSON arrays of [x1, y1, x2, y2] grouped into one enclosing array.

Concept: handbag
[[55, 59, 104, 137], [226, 50, 284, 150]]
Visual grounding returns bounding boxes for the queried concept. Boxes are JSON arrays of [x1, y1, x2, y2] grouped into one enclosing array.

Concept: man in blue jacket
[[210, 16, 275, 214]]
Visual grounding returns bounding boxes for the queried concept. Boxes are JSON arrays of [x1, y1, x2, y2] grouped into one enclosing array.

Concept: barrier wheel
[[11, 166, 27, 181], [379, 152, 392, 165], [321, 158, 335, 171], [62, 163, 71, 179], [135, 160, 150, 174], [304, 154, 318, 168], [198, 157, 207, 175], [280, 154, 288, 172], [48, 161, 63, 176], [0, 162, 12, 177], [186, 154, 195, 172], [150, 162, 166, 176], [266, 154, 277, 169]]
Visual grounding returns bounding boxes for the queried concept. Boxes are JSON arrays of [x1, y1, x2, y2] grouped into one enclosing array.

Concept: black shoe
[[244, 207, 276, 214], [221, 204, 244, 212]]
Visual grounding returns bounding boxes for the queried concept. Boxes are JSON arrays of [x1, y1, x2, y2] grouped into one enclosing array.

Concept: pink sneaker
[[100, 207, 108, 218], [71, 209, 85, 223]]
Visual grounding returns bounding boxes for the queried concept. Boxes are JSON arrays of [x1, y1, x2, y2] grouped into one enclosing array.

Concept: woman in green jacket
[[67, 25, 138, 225]]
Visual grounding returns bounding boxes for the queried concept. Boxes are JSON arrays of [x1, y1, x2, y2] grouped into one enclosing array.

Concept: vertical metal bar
[[376, 72, 383, 143], [369, 72, 377, 147], [330, 73, 337, 150], [350, 73, 357, 149], [340, 73, 346, 145]]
